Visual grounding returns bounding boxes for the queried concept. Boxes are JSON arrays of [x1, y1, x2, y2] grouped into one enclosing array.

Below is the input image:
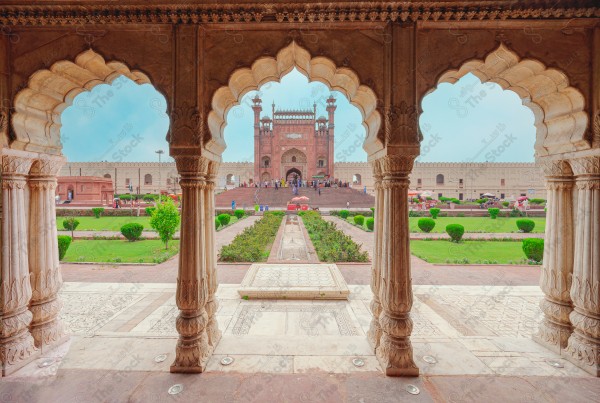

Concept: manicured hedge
[[366, 217, 374, 231], [91, 207, 105, 218], [522, 238, 544, 263], [429, 208, 441, 219], [339, 210, 350, 219], [300, 211, 369, 262], [516, 219, 536, 233], [217, 214, 231, 226], [418, 218, 436, 233], [215, 217, 221, 230], [234, 209, 245, 219], [57, 235, 72, 260], [488, 208, 500, 219], [120, 223, 144, 241], [354, 215, 365, 226], [219, 211, 284, 262], [446, 224, 465, 242]]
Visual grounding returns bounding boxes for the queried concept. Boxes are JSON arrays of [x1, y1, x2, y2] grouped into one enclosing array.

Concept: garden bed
[[219, 211, 284, 262], [300, 211, 369, 263]]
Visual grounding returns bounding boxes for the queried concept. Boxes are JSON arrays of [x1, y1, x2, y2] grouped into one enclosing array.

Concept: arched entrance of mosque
[[421, 43, 594, 375], [2, 48, 169, 376], [285, 167, 302, 182], [261, 172, 271, 182]]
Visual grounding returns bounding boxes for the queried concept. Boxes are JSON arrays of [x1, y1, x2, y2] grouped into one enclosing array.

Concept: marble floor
[[10, 281, 591, 379]]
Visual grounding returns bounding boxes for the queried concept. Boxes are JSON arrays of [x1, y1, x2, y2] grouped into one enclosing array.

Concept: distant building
[[252, 95, 336, 183], [56, 176, 114, 205], [59, 161, 545, 201]]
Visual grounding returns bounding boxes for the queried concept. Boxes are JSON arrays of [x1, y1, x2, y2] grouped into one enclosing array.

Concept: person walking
[[346, 201, 350, 209]]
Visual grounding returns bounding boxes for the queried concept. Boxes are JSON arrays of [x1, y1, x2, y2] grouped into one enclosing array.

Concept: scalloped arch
[[207, 41, 383, 158], [433, 44, 589, 157], [11, 49, 153, 156]]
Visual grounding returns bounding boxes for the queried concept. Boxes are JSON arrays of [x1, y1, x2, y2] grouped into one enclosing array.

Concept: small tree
[[145, 207, 156, 216], [429, 208, 441, 219], [502, 201, 510, 208], [91, 207, 105, 219], [418, 218, 436, 233], [488, 208, 500, 219], [62, 217, 80, 241], [149, 199, 181, 249], [366, 217, 374, 231], [57, 235, 72, 260]]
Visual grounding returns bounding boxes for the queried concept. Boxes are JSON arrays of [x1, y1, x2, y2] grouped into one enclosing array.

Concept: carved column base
[[376, 312, 419, 376], [367, 298, 382, 351], [563, 309, 600, 376], [170, 310, 212, 373], [29, 297, 69, 351], [0, 310, 40, 376], [533, 298, 573, 353]]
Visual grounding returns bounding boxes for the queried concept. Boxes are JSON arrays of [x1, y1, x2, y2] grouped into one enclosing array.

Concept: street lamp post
[[155, 149, 164, 202]]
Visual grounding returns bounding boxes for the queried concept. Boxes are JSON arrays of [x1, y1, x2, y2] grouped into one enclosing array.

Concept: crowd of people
[[237, 177, 356, 190]]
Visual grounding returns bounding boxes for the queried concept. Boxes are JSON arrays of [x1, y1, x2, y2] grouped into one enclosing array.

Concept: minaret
[[326, 95, 336, 178], [252, 96, 262, 184]]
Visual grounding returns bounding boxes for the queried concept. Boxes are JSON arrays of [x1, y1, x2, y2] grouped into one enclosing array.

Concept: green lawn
[[408, 217, 545, 233], [410, 240, 531, 264], [62, 240, 179, 263], [57, 216, 154, 231]]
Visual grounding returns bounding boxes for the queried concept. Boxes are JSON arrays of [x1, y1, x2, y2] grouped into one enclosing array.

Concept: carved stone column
[[204, 160, 221, 348], [375, 154, 419, 376], [565, 155, 600, 376], [27, 156, 69, 351], [534, 160, 574, 353], [170, 155, 212, 373], [1, 151, 39, 376], [367, 161, 383, 351]]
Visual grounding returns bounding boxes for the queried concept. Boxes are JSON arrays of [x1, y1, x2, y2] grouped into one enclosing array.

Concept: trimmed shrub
[[234, 209, 245, 219], [215, 217, 221, 230], [143, 194, 158, 202], [429, 208, 441, 219], [488, 208, 500, 219], [120, 223, 144, 241], [409, 210, 424, 217], [418, 218, 436, 233], [476, 198, 488, 204], [217, 213, 231, 226], [516, 219, 536, 233], [145, 207, 156, 217], [366, 217, 374, 230], [510, 208, 525, 217], [446, 224, 465, 242], [502, 201, 510, 208], [254, 204, 259, 211], [522, 238, 544, 263], [62, 218, 80, 231], [529, 198, 546, 205], [57, 235, 72, 260], [354, 215, 365, 226], [91, 207, 105, 218], [339, 210, 350, 219], [439, 196, 451, 202], [450, 198, 461, 204], [119, 194, 132, 201]]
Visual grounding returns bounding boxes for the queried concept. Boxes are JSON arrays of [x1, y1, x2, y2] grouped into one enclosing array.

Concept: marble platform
[[237, 263, 350, 300]]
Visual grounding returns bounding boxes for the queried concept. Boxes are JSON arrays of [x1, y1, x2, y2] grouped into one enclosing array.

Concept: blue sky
[[61, 70, 535, 163]]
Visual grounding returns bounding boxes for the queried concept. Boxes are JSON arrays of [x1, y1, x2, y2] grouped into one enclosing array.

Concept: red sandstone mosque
[[252, 95, 336, 184]]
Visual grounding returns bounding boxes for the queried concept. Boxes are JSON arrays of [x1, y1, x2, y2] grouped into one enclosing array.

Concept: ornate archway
[[286, 167, 302, 182], [207, 41, 383, 158]]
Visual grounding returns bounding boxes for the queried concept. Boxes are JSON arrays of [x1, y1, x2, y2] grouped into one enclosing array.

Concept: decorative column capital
[[2, 155, 33, 177], [174, 155, 210, 177], [29, 156, 66, 177], [540, 159, 573, 179], [570, 156, 600, 177], [376, 154, 417, 178]]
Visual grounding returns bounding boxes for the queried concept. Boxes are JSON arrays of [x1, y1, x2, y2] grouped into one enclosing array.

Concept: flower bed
[[219, 211, 284, 262], [300, 211, 369, 262]]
